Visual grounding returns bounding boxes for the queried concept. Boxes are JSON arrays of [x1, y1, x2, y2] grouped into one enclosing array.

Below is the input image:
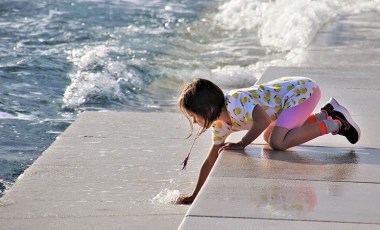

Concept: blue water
[[1, 0, 379, 194], [0, 0, 217, 192]]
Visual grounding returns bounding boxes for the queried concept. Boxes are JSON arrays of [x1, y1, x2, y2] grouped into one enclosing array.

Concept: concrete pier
[[0, 112, 211, 229]]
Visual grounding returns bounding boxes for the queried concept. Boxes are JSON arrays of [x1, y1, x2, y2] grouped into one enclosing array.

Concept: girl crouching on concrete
[[176, 77, 360, 204]]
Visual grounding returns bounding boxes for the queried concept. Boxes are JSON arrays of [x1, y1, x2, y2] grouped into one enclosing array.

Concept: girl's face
[[188, 112, 207, 127]]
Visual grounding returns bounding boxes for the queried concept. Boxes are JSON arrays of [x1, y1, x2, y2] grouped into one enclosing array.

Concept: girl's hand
[[218, 141, 245, 153], [175, 194, 195, 205]]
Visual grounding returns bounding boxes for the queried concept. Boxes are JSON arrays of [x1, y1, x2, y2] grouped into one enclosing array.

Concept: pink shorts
[[275, 86, 321, 129]]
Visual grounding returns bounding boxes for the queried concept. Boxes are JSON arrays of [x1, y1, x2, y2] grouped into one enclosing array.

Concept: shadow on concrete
[[241, 145, 380, 166], [259, 146, 358, 165]]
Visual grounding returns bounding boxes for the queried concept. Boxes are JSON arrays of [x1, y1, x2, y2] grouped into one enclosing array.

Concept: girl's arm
[[219, 104, 271, 151], [240, 104, 272, 146], [176, 143, 222, 204]]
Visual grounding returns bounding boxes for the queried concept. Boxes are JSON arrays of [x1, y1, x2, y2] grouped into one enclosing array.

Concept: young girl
[[176, 76, 360, 204]]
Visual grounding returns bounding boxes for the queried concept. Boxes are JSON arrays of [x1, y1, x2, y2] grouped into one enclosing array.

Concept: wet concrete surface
[[187, 177, 380, 223], [181, 143, 380, 228], [213, 145, 380, 183], [0, 112, 211, 230], [181, 217, 380, 230]]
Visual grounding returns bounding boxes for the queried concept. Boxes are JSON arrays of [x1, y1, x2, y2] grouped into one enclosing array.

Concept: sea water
[[0, 0, 379, 196]]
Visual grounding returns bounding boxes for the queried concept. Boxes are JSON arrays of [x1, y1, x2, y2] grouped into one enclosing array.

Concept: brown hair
[[178, 78, 225, 136]]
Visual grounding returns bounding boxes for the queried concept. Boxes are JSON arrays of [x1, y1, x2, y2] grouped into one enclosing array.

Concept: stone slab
[[186, 176, 380, 224], [212, 146, 380, 183], [0, 111, 211, 230], [59, 111, 200, 141], [180, 217, 380, 230], [3, 214, 184, 230], [296, 48, 380, 67]]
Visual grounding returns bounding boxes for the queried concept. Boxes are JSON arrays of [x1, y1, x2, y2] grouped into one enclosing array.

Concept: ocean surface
[[1, 0, 379, 195]]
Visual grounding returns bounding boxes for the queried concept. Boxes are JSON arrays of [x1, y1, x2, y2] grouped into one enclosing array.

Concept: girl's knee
[[268, 126, 289, 151], [269, 139, 287, 151]]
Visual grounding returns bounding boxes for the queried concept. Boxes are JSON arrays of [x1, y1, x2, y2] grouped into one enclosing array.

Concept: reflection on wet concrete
[[260, 145, 358, 165], [258, 145, 358, 186], [206, 145, 380, 221], [253, 146, 355, 218], [214, 145, 380, 183], [255, 181, 317, 219]]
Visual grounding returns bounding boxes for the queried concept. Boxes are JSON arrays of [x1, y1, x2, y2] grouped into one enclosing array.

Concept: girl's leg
[[264, 110, 327, 143], [269, 124, 324, 150], [264, 88, 322, 144], [269, 87, 337, 150]]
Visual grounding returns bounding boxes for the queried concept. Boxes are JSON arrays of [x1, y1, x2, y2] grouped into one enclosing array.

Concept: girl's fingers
[[218, 143, 242, 153], [218, 144, 230, 153], [223, 143, 245, 151], [176, 194, 195, 205], [218, 147, 224, 154], [176, 196, 193, 205]]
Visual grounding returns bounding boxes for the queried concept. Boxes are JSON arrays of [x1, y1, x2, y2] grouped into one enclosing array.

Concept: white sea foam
[[211, 65, 258, 87], [214, 0, 380, 52], [63, 45, 146, 109], [209, 0, 380, 83], [209, 58, 290, 88], [259, 0, 336, 51], [151, 188, 180, 204]]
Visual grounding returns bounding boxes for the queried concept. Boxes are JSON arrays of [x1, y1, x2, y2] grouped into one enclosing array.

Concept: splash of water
[[151, 188, 181, 205]]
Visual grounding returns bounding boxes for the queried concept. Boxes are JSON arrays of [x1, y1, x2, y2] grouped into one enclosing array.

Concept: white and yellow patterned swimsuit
[[212, 77, 318, 145]]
